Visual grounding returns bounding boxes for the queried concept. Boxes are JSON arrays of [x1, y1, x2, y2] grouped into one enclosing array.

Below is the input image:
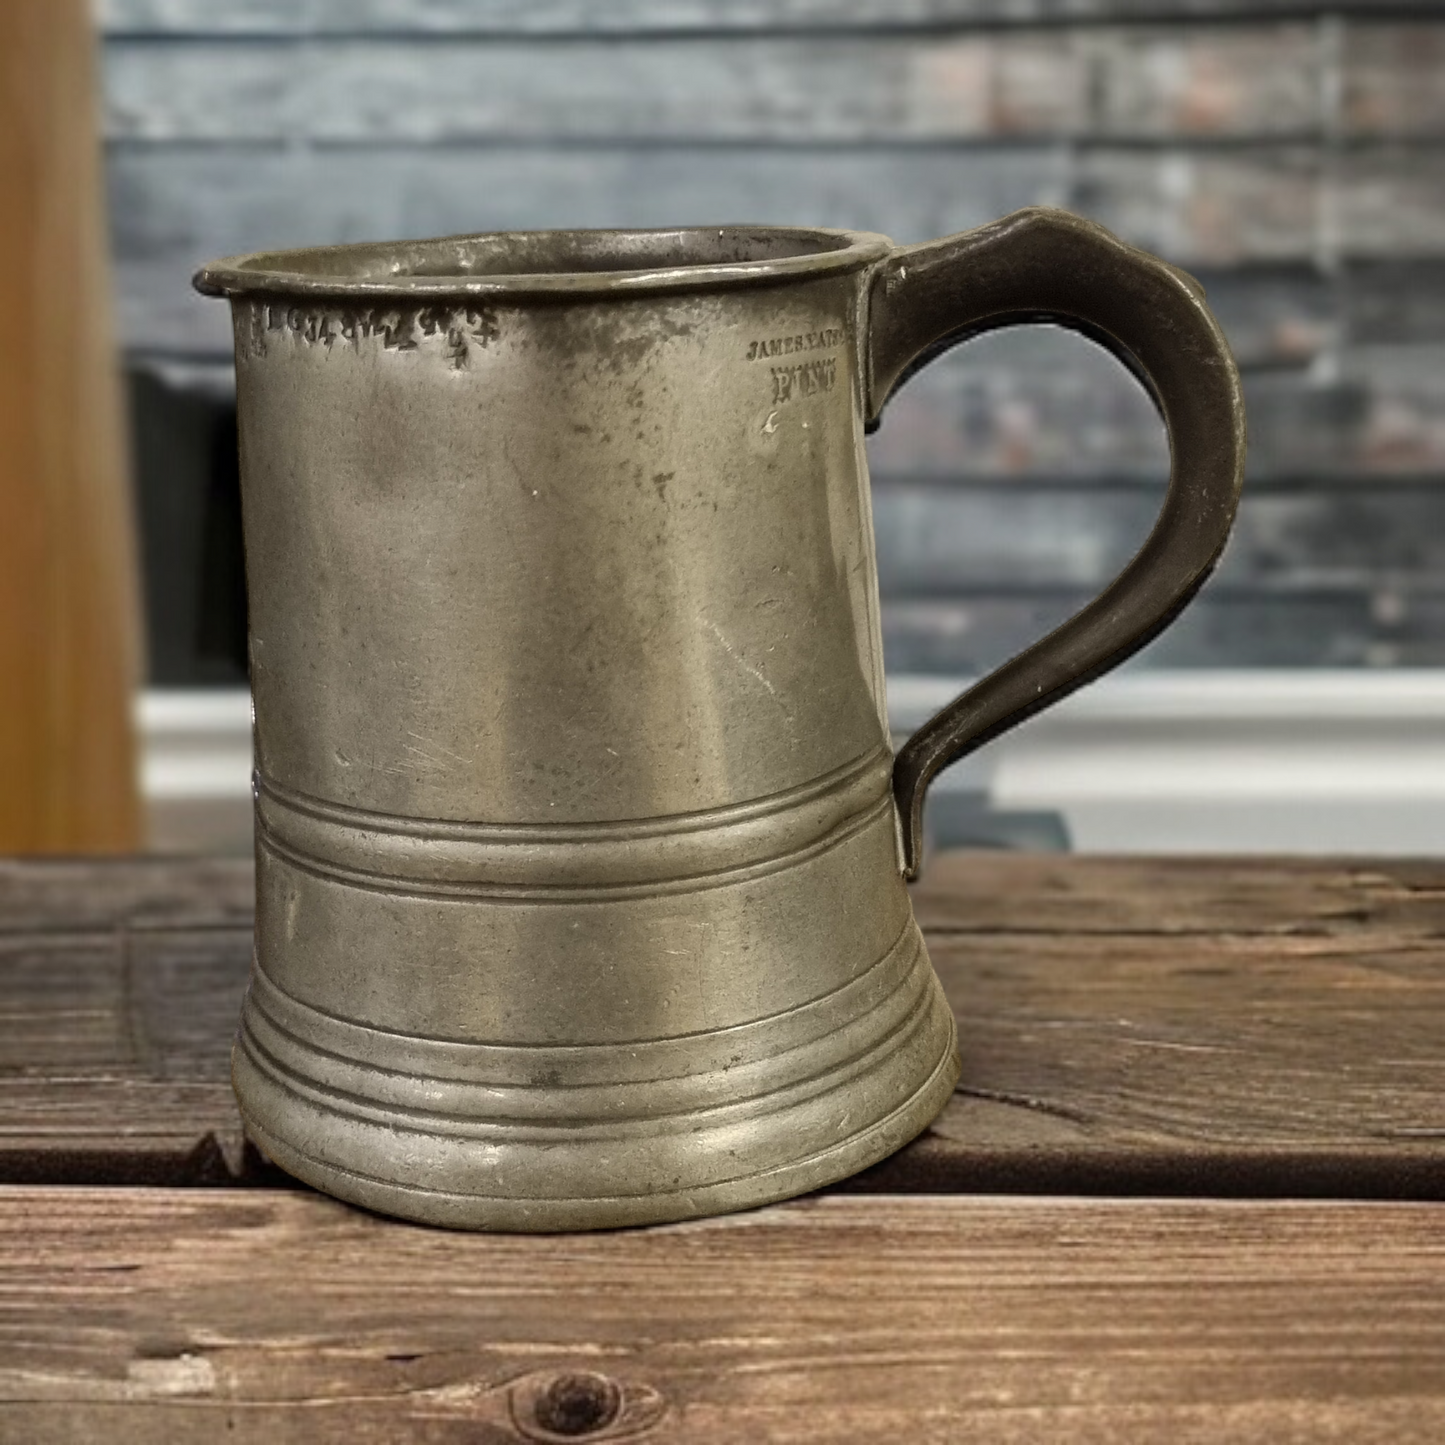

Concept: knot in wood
[[533, 1372, 622, 1437]]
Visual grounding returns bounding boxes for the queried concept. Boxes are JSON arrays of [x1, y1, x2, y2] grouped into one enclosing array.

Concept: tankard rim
[[193, 223, 893, 301]]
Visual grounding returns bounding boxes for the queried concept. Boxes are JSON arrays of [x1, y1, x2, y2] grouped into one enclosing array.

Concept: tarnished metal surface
[[197, 210, 1243, 1229]]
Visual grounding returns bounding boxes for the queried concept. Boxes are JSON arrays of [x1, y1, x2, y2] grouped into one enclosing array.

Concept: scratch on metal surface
[[701, 618, 777, 699]]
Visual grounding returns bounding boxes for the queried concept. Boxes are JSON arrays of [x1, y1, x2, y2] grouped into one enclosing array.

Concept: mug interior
[[195, 226, 891, 298], [343, 228, 851, 280]]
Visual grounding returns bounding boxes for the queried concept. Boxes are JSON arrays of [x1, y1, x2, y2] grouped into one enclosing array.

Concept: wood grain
[[100, 27, 1325, 145], [100, 23, 1443, 150], [876, 483, 1445, 596], [0, 855, 253, 935], [910, 851, 1445, 936], [5, 856, 1445, 1197], [3, 1189, 1445, 1441], [883, 589, 1445, 673], [0, 0, 142, 852]]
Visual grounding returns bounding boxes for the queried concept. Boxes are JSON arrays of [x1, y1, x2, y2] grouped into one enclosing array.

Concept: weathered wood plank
[[0, 1081, 248, 1185], [1349, 259, 1445, 345], [874, 481, 1445, 597], [3, 1190, 1445, 1441], [911, 851, 1445, 934], [0, 856, 252, 934], [919, 929, 1445, 1196], [872, 340, 1445, 485], [78, 24, 1445, 150], [104, 140, 1445, 360], [5, 857, 1445, 1195], [0, 935, 133, 1072], [0, 887, 253, 1178], [102, 140, 1333, 265], [1338, 146, 1445, 258], [881, 589, 1445, 671], [1344, 23, 1445, 137], [876, 485, 1163, 594], [99, 27, 1324, 145], [103, 21, 1445, 150], [94, 0, 1445, 36]]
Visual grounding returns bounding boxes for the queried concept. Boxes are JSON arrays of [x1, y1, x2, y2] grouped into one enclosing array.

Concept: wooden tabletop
[[5, 853, 1445, 1440]]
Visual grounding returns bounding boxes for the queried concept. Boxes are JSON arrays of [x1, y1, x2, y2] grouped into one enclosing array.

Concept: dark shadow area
[[129, 364, 248, 686]]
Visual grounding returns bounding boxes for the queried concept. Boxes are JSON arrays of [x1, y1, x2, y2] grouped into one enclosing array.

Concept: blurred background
[[11, 0, 1445, 856]]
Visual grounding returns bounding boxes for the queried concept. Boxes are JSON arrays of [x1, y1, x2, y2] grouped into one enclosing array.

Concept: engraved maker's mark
[[747, 325, 846, 405], [243, 302, 500, 369], [746, 326, 847, 362]]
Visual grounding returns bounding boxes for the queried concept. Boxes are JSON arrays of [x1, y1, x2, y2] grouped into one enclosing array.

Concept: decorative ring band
[[256, 744, 894, 892]]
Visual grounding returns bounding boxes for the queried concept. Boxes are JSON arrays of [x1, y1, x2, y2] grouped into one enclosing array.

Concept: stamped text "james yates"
[[747, 327, 847, 361]]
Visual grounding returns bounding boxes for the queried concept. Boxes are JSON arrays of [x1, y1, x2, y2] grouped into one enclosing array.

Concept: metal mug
[[197, 208, 1244, 1230]]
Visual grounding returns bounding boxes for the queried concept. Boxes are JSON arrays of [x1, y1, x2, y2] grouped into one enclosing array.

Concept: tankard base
[[238, 1038, 957, 1231], [231, 925, 960, 1232]]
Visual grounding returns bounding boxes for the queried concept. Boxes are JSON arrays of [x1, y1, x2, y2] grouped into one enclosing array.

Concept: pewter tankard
[[197, 208, 1244, 1230]]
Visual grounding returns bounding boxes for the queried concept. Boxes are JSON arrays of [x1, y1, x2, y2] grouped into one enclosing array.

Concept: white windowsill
[[140, 672, 1445, 856]]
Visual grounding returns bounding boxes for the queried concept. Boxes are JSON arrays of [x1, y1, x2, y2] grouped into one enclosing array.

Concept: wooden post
[[0, 0, 143, 852]]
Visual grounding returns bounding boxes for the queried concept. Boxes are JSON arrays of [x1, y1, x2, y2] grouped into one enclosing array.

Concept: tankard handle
[[866, 206, 1246, 879]]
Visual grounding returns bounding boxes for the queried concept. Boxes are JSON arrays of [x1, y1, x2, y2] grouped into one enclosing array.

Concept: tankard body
[[199, 212, 1243, 1229]]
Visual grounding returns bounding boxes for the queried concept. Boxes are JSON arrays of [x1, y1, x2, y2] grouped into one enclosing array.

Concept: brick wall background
[[100, 0, 1445, 682]]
